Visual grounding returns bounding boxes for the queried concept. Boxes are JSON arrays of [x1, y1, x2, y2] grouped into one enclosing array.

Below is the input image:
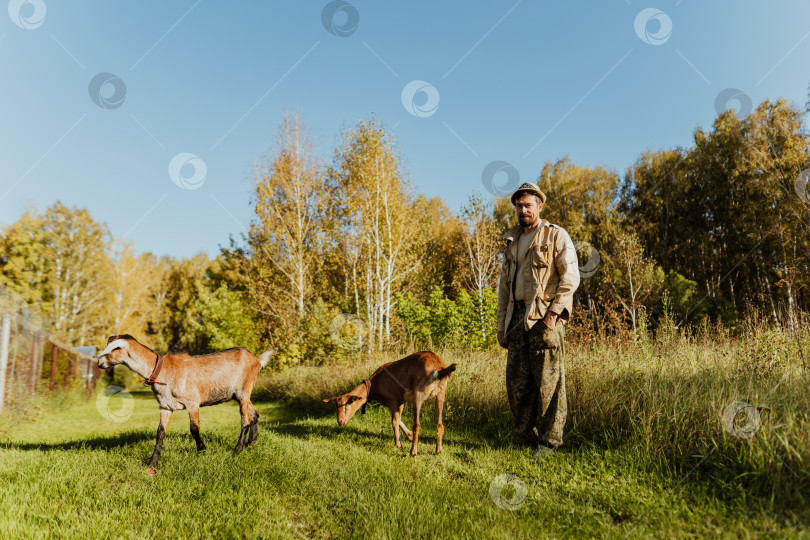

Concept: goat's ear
[[322, 396, 339, 403]]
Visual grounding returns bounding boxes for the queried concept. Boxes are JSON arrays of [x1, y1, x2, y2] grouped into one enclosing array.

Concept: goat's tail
[[258, 349, 278, 368], [427, 363, 457, 383], [438, 363, 457, 379]]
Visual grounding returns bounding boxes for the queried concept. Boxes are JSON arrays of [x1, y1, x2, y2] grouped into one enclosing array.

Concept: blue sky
[[1, 1, 808, 258]]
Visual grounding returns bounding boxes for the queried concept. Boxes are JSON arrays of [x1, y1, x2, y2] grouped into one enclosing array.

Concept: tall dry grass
[[258, 315, 810, 512]]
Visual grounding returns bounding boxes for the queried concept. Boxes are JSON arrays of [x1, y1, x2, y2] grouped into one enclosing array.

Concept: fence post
[[49, 342, 58, 393], [29, 335, 40, 395], [92, 362, 101, 384], [64, 350, 72, 388], [85, 358, 92, 399], [0, 315, 11, 415]]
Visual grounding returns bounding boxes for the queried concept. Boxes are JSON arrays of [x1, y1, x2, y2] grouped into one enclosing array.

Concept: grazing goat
[[323, 351, 456, 457], [96, 334, 275, 467]]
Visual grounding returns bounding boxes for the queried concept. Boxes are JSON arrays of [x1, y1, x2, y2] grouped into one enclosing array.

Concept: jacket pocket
[[531, 244, 550, 286], [531, 244, 549, 269], [538, 319, 560, 349]]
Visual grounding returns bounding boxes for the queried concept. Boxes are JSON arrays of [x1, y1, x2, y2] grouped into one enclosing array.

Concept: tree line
[[1, 97, 808, 366]]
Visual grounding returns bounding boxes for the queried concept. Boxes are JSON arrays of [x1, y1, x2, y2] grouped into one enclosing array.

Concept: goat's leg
[[391, 406, 402, 448], [397, 403, 413, 441], [148, 409, 172, 467], [436, 391, 445, 454], [247, 402, 259, 446], [234, 400, 251, 453], [187, 405, 206, 452], [410, 398, 422, 458]]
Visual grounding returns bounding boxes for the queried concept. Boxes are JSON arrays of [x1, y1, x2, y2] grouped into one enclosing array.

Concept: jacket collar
[[503, 219, 547, 242]]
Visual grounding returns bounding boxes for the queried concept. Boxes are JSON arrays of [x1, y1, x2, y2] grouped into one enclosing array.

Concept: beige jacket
[[497, 219, 580, 332]]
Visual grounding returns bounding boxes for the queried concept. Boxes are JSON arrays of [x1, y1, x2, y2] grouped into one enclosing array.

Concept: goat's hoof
[[197, 447, 206, 453], [145, 467, 157, 477], [394, 442, 402, 449], [405, 433, 413, 441]]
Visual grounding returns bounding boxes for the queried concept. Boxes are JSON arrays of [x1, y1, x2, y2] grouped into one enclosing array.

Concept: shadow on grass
[[266, 417, 494, 456], [260, 401, 497, 454], [0, 430, 155, 452], [256, 389, 510, 451]]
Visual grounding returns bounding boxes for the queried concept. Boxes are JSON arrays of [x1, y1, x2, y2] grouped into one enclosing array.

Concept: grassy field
[[1, 323, 808, 538]]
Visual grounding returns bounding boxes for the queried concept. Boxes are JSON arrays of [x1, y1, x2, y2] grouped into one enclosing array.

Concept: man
[[496, 182, 580, 451]]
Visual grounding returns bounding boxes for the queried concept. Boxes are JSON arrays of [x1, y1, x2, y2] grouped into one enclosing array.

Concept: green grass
[[1, 320, 808, 538], [0, 373, 807, 538]]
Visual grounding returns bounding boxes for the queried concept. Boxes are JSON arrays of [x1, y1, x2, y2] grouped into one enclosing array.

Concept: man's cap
[[511, 182, 547, 205]]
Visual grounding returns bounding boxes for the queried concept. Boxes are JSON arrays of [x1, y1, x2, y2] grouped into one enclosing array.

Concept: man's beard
[[518, 215, 534, 225]]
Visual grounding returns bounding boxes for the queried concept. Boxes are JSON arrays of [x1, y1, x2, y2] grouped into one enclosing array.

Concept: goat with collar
[[96, 334, 276, 468]]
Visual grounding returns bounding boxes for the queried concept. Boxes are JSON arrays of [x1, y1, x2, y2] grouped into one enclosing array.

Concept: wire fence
[[0, 292, 100, 417]]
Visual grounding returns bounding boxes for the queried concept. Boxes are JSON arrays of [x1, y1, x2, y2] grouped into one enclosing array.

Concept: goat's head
[[322, 391, 365, 427], [96, 334, 136, 368]]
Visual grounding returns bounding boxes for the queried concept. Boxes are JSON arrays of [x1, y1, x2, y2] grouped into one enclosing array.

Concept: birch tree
[[603, 233, 663, 338], [109, 241, 162, 336], [43, 204, 114, 345], [458, 194, 501, 344], [0, 203, 114, 345], [458, 194, 501, 294], [250, 111, 326, 327], [332, 118, 424, 349]]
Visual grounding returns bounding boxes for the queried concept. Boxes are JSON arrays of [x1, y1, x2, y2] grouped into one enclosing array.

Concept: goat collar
[[145, 353, 167, 386], [360, 378, 372, 414]]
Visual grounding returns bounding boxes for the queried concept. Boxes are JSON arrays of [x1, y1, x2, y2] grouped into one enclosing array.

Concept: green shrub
[[395, 286, 497, 350]]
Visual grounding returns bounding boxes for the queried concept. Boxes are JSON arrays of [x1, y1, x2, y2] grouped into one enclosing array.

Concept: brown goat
[[323, 351, 456, 457], [96, 334, 275, 467]]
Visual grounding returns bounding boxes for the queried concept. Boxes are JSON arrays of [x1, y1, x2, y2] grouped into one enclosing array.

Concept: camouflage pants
[[505, 307, 567, 448]]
